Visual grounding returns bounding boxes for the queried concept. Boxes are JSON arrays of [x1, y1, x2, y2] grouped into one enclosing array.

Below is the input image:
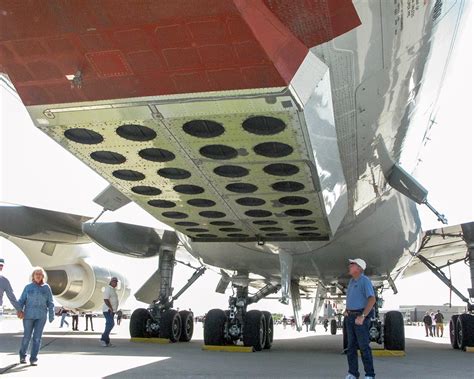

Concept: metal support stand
[[248, 283, 280, 305], [291, 281, 302, 332]]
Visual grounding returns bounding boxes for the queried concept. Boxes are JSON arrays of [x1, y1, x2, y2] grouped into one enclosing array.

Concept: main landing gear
[[129, 237, 206, 343], [204, 281, 280, 351]]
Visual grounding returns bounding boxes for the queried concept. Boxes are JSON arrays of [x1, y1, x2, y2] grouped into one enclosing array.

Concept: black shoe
[[20, 358, 26, 364], [30, 361, 38, 366]]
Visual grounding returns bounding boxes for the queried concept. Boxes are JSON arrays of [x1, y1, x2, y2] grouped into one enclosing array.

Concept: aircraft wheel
[[129, 308, 151, 338], [384, 311, 405, 351], [243, 310, 266, 351], [262, 311, 273, 349], [179, 310, 194, 342], [456, 313, 474, 350], [330, 319, 337, 335], [160, 309, 182, 342], [204, 309, 227, 345], [450, 315, 460, 349]]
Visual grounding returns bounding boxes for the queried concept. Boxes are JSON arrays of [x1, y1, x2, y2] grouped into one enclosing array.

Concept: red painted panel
[[0, 0, 360, 106]]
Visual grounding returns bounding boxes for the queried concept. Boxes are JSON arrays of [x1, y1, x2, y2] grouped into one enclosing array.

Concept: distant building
[[399, 305, 467, 323]]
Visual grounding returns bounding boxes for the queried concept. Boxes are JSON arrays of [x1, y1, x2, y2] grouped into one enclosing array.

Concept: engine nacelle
[[45, 258, 130, 311]]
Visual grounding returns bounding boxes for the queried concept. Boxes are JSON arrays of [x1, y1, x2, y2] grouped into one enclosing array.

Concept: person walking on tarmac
[[100, 277, 119, 347], [344, 258, 376, 379], [434, 310, 444, 337], [423, 311, 433, 337], [0, 258, 23, 320]]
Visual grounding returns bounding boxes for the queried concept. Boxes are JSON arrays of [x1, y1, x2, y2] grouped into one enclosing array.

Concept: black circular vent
[[183, 120, 224, 138], [219, 228, 242, 232], [116, 124, 156, 141], [174, 184, 204, 194], [148, 200, 176, 208], [254, 142, 293, 158], [64, 128, 103, 144], [90, 151, 126, 164], [214, 165, 249, 178], [284, 209, 313, 217], [266, 233, 288, 237], [272, 181, 305, 192], [260, 227, 283, 232], [200, 145, 238, 160], [139, 148, 175, 162], [264, 163, 299, 176], [210, 221, 234, 226], [187, 199, 216, 207], [253, 220, 277, 225], [199, 211, 226, 218], [175, 221, 199, 227], [186, 228, 209, 233], [242, 116, 286, 135], [113, 170, 145, 181], [132, 186, 161, 196], [162, 211, 188, 219], [294, 226, 319, 231], [226, 183, 258, 193], [291, 219, 316, 225], [245, 210, 272, 218], [236, 197, 266, 206], [158, 168, 191, 180], [279, 196, 309, 206], [196, 234, 218, 238]]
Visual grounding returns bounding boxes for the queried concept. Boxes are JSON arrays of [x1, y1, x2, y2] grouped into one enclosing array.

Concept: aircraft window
[[242, 116, 286, 135], [187, 199, 216, 207], [131, 186, 161, 196], [294, 226, 319, 231], [195, 234, 218, 238], [174, 184, 204, 194], [183, 120, 225, 138], [64, 128, 103, 144], [213, 165, 249, 178], [252, 220, 277, 225], [227, 233, 250, 238], [186, 228, 209, 233], [210, 221, 234, 226], [271, 181, 304, 192], [147, 199, 176, 208], [259, 227, 283, 232], [139, 148, 175, 162], [199, 211, 226, 218], [175, 221, 199, 226], [116, 124, 156, 141], [225, 183, 258, 193], [162, 211, 188, 219], [90, 151, 126, 164], [219, 227, 242, 232], [265, 233, 288, 237], [290, 219, 316, 225], [263, 163, 299, 176], [284, 209, 313, 217], [112, 169, 145, 181], [200, 144, 238, 160], [236, 197, 266, 206], [245, 210, 272, 218], [158, 167, 191, 179], [278, 196, 309, 205], [253, 142, 293, 158]]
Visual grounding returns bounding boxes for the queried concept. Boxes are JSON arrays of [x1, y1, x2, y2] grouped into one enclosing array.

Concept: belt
[[347, 309, 364, 314]]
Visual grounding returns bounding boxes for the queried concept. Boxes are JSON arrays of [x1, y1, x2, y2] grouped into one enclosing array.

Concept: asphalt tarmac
[[0, 317, 471, 378]]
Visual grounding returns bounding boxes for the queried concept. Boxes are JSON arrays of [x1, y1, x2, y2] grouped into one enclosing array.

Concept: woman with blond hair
[[17, 267, 54, 366]]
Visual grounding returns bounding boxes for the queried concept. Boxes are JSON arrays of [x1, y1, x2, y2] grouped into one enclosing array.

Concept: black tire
[[450, 315, 460, 349], [384, 311, 405, 351], [243, 310, 266, 351], [330, 319, 337, 335], [204, 309, 227, 346], [129, 308, 151, 338], [262, 311, 273, 349], [456, 313, 474, 350], [179, 310, 194, 342], [342, 317, 348, 350], [160, 309, 182, 342]]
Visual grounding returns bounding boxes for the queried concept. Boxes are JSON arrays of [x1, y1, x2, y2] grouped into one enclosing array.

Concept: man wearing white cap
[[0, 258, 23, 319], [344, 258, 376, 379]]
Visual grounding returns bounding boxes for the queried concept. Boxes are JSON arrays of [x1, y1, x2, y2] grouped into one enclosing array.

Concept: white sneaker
[[106, 343, 115, 348], [365, 377, 375, 379], [100, 340, 107, 347], [345, 375, 357, 379]]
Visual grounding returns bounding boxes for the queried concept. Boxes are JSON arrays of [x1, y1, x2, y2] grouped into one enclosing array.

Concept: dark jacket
[[423, 315, 432, 325]]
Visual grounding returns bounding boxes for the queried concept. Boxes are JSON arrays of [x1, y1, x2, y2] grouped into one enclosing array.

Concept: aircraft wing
[[403, 224, 469, 277]]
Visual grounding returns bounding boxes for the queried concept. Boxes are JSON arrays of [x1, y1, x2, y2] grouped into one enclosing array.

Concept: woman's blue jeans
[[19, 318, 46, 362]]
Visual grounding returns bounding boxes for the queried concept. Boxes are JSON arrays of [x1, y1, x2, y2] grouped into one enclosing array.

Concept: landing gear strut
[[204, 280, 280, 351], [130, 233, 206, 342]]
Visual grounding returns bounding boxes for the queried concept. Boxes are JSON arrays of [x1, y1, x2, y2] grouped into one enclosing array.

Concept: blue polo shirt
[[346, 274, 375, 310]]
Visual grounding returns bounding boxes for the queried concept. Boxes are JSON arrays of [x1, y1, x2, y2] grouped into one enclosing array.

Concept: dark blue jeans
[[101, 311, 115, 344], [20, 318, 46, 363], [345, 312, 375, 378]]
